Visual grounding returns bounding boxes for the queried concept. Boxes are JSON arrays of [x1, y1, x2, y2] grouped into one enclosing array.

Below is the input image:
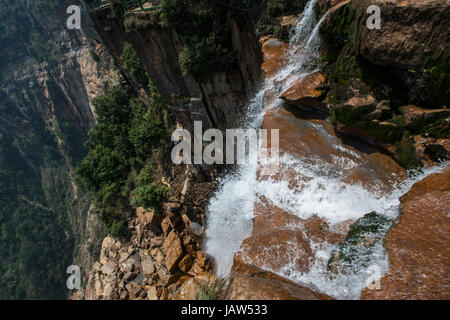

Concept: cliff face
[[0, 0, 120, 298], [74, 2, 264, 301], [89, 7, 262, 133], [318, 0, 449, 169]]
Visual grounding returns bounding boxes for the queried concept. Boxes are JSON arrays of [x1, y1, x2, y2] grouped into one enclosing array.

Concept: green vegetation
[[257, 0, 307, 40], [0, 0, 61, 70], [120, 43, 148, 87], [160, 0, 239, 76], [327, 212, 390, 277], [0, 139, 75, 299], [77, 44, 172, 237], [196, 276, 228, 300], [395, 132, 422, 170]]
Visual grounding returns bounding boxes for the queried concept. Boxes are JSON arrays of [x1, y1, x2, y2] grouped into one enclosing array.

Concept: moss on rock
[[327, 212, 390, 277]]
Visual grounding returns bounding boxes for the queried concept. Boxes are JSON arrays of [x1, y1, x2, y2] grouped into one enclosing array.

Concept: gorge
[[0, 0, 448, 300]]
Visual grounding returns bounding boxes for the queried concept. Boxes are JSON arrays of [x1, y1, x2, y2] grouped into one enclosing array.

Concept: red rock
[[178, 254, 194, 274], [162, 231, 184, 273], [279, 72, 328, 112], [361, 168, 450, 299], [226, 262, 332, 300]]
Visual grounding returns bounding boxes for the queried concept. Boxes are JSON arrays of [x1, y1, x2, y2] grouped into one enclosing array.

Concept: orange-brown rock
[[162, 231, 184, 273], [178, 254, 193, 273], [226, 262, 332, 300], [235, 227, 314, 274], [261, 38, 290, 78], [279, 72, 328, 112], [361, 168, 450, 299], [400, 105, 450, 126]]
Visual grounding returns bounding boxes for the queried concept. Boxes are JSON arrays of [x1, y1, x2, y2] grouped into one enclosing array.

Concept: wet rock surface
[[361, 168, 450, 299], [280, 72, 329, 112], [227, 262, 332, 300]]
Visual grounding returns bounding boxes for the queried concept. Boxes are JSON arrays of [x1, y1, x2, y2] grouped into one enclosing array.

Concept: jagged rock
[[162, 231, 184, 273], [125, 282, 142, 300], [147, 286, 158, 300], [119, 251, 130, 263], [123, 272, 135, 282], [279, 72, 328, 112], [361, 169, 450, 299], [120, 255, 139, 273], [161, 216, 173, 235], [158, 267, 182, 286], [85, 274, 96, 300], [178, 254, 194, 274], [102, 282, 114, 299], [94, 279, 102, 298], [182, 234, 197, 254], [120, 291, 129, 300], [400, 105, 450, 126], [151, 248, 165, 267], [166, 203, 181, 214], [141, 257, 155, 275], [136, 207, 163, 227], [150, 236, 164, 248]]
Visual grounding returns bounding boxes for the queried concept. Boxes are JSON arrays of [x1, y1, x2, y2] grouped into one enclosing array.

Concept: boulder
[[361, 168, 450, 299], [354, 0, 450, 68], [100, 236, 115, 265], [141, 257, 155, 276], [161, 216, 173, 235], [147, 286, 158, 300], [226, 262, 332, 300], [162, 231, 184, 273], [125, 282, 142, 300], [279, 72, 328, 112], [400, 105, 450, 126], [335, 94, 376, 114], [261, 38, 290, 78], [178, 254, 194, 274]]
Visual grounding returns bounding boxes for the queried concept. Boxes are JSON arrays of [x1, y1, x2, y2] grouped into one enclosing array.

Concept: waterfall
[[204, 0, 323, 280], [204, 0, 448, 299]]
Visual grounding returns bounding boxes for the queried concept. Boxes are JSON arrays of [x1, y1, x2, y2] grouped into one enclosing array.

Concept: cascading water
[[204, 0, 322, 276], [204, 0, 448, 299]]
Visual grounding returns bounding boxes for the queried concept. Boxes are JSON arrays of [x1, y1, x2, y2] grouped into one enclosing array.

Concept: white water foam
[[204, 0, 322, 275], [203, 0, 449, 298]]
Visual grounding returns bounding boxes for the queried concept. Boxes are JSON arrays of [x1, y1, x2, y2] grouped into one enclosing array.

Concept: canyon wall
[[0, 0, 119, 298]]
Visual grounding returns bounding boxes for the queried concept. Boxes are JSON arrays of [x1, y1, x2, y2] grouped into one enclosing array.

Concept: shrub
[[120, 43, 148, 87], [131, 183, 167, 212]]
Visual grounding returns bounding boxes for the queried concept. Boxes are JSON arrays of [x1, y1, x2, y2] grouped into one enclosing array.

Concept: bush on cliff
[[77, 69, 172, 237]]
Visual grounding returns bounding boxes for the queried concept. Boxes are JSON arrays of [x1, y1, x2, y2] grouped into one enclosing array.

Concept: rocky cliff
[[89, 4, 262, 134], [0, 0, 119, 298], [77, 0, 264, 300]]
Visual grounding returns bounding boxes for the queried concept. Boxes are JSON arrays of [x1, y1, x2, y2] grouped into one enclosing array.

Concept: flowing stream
[[204, 0, 448, 299]]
